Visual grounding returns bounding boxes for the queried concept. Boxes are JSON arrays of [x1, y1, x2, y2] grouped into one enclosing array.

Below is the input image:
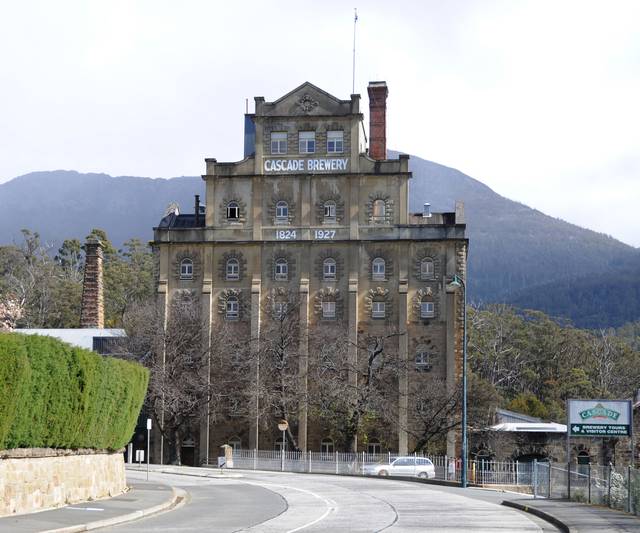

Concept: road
[[108, 469, 557, 532]]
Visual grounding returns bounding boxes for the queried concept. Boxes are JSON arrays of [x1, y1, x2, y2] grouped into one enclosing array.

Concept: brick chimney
[[367, 81, 388, 160], [80, 236, 104, 329]]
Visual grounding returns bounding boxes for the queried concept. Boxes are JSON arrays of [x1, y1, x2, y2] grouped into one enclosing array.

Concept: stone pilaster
[[297, 278, 310, 451], [398, 279, 409, 455], [199, 245, 214, 465], [249, 277, 261, 450]]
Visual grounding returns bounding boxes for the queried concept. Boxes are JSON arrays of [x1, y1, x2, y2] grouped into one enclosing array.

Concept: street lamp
[[447, 274, 467, 488]]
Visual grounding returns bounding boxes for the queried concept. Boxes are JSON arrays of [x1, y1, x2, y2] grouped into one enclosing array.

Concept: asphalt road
[[108, 469, 558, 532]]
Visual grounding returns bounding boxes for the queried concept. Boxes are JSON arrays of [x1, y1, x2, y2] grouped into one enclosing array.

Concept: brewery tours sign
[[567, 399, 632, 437]]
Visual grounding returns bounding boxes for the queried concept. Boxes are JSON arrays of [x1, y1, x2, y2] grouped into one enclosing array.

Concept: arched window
[[226, 296, 239, 320], [226, 201, 239, 220], [420, 297, 435, 319], [323, 201, 336, 223], [180, 258, 193, 280], [372, 257, 385, 281], [229, 436, 242, 451], [276, 201, 289, 223], [275, 258, 288, 281], [274, 301, 288, 319], [323, 258, 336, 280], [372, 300, 385, 319], [321, 438, 334, 455], [415, 349, 432, 372], [226, 258, 240, 280], [420, 258, 434, 280], [372, 199, 386, 222]]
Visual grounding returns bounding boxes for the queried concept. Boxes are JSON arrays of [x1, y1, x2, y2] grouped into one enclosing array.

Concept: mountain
[[0, 170, 204, 248], [1, 158, 638, 328], [398, 153, 639, 308]]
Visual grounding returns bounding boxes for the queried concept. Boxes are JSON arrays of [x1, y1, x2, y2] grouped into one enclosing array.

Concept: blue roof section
[[158, 212, 205, 229]]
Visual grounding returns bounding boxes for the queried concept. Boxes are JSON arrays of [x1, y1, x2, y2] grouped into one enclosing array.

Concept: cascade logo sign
[[264, 158, 349, 173], [568, 399, 632, 437]]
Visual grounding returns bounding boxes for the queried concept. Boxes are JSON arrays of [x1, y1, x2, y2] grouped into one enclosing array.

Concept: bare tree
[[310, 328, 402, 452], [122, 291, 213, 465]]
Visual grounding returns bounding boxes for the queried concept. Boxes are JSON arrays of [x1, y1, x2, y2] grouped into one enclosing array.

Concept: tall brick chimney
[[80, 236, 104, 329], [367, 81, 388, 160]]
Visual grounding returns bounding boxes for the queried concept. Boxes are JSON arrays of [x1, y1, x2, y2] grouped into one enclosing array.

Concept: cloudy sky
[[1, 0, 639, 246]]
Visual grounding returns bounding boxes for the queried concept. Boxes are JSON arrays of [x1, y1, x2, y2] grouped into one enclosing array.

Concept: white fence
[[227, 449, 534, 486]]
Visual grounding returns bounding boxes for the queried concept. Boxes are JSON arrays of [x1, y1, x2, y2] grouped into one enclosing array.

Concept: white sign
[[567, 399, 632, 437], [264, 158, 349, 173], [146, 418, 152, 430], [135, 450, 145, 462]]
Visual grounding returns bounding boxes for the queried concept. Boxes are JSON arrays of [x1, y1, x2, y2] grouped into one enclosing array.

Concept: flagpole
[[352, 8, 358, 94]]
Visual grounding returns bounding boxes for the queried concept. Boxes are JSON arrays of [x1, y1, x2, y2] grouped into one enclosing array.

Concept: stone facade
[[153, 81, 468, 461], [0, 449, 126, 516]]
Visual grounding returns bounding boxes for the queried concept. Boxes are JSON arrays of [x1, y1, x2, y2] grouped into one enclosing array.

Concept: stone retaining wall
[[0, 448, 126, 516]]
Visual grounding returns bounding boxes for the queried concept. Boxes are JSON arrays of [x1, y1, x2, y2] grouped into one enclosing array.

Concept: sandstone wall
[[0, 448, 126, 516]]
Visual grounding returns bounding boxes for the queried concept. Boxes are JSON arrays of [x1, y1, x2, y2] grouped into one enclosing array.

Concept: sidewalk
[[502, 497, 640, 533], [0, 479, 181, 533]]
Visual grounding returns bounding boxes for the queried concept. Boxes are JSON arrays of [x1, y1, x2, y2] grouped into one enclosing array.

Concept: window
[[415, 351, 432, 372], [226, 296, 239, 320], [327, 131, 343, 153], [275, 258, 288, 281], [372, 301, 385, 319], [226, 201, 239, 220], [367, 439, 381, 454], [322, 301, 336, 318], [229, 436, 242, 451], [372, 257, 385, 281], [274, 301, 288, 318], [420, 258, 434, 280], [321, 438, 334, 455], [226, 259, 240, 280], [180, 258, 193, 280], [420, 300, 435, 318], [372, 199, 386, 222], [323, 258, 336, 280], [271, 132, 287, 154], [299, 131, 315, 154], [323, 201, 336, 223], [275, 201, 289, 224]]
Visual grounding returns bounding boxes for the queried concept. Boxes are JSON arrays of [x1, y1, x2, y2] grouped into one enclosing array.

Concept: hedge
[[0, 332, 149, 451]]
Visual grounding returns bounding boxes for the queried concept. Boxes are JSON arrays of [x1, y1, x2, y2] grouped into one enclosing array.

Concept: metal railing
[[223, 449, 640, 515]]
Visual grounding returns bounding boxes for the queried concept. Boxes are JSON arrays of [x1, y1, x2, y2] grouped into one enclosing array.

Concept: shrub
[[0, 332, 148, 450]]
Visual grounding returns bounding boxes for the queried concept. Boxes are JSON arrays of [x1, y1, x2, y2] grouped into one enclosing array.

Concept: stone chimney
[[367, 81, 388, 160], [80, 236, 104, 329]]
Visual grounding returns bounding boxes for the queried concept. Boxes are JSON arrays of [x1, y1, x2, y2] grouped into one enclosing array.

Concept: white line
[[241, 481, 336, 533]]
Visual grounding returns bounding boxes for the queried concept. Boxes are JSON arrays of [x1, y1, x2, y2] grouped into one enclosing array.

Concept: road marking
[[69, 507, 104, 511], [241, 481, 336, 532]]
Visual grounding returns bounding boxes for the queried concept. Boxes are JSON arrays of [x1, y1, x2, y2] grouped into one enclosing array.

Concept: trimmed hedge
[[0, 332, 149, 451]]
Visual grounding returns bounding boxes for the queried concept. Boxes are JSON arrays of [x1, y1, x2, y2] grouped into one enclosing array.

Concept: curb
[[502, 500, 574, 533], [41, 486, 186, 533]]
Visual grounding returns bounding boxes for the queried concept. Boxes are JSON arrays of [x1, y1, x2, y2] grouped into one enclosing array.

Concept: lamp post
[[448, 274, 467, 488]]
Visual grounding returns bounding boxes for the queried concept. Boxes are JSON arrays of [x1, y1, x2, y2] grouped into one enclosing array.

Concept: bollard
[[547, 462, 552, 499], [308, 450, 312, 473], [362, 451, 365, 476], [253, 448, 257, 471], [335, 451, 339, 474]]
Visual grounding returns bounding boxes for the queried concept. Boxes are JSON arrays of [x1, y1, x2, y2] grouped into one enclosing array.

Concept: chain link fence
[[225, 449, 640, 516]]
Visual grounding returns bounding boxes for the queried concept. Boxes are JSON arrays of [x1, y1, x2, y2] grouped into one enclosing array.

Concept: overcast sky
[[1, 0, 639, 246]]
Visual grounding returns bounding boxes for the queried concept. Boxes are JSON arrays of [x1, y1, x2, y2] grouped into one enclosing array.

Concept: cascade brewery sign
[[264, 158, 349, 173], [567, 399, 632, 437]]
